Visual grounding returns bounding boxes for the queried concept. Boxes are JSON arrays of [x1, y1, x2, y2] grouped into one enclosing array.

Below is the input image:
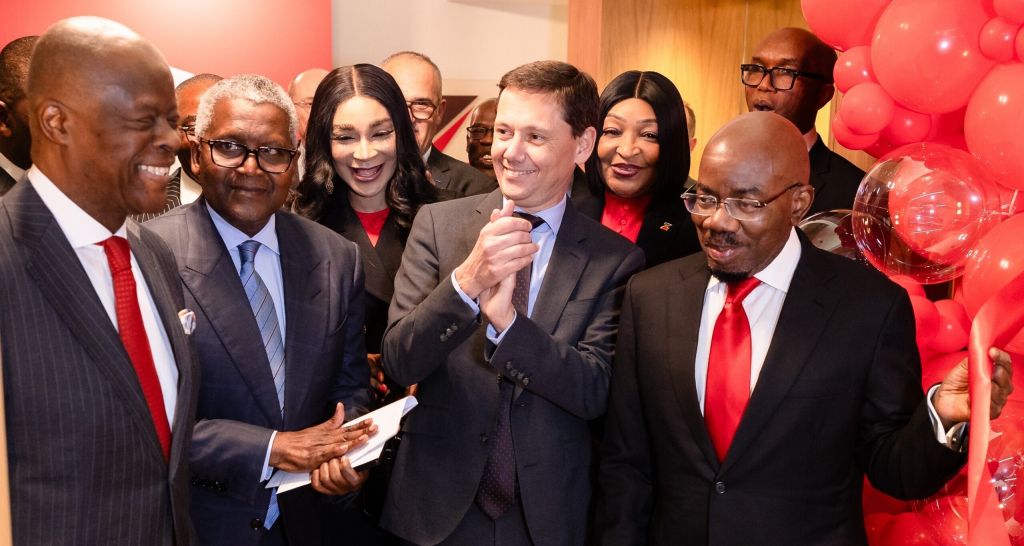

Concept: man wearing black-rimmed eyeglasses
[[382, 51, 494, 198], [743, 27, 865, 216]]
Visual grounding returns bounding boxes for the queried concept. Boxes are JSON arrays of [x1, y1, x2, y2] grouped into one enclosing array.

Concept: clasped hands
[[932, 347, 1015, 429], [454, 199, 539, 333], [269, 402, 378, 495]]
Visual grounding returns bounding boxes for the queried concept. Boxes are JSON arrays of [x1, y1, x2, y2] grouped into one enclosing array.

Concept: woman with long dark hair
[[574, 70, 701, 268], [293, 64, 436, 356]]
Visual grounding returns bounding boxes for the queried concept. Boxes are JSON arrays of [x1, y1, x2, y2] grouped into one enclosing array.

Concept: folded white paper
[[267, 396, 418, 494]]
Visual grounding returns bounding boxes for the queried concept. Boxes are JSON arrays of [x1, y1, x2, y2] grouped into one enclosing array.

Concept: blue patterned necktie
[[475, 212, 545, 520], [238, 240, 285, 529]]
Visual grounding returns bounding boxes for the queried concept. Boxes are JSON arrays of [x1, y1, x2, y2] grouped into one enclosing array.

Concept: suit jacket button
[[250, 517, 264, 530], [480, 433, 488, 444], [714, 481, 726, 494]]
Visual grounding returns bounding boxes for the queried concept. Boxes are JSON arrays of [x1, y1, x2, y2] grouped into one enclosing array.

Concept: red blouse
[[354, 207, 391, 246], [600, 191, 652, 243]]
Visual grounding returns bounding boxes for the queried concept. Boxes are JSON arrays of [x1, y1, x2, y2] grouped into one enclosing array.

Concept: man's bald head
[[745, 27, 836, 134], [28, 17, 179, 232], [693, 112, 813, 280], [288, 68, 328, 139], [175, 73, 222, 178]]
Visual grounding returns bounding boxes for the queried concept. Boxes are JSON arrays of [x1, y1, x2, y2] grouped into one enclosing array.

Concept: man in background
[[287, 67, 328, 142], [0, 36, 37, 196], [146, 74, 374, 546], [382, 51, 493, 197], [465, 97, 498, 184], [743, 27, 864, 215], [0, 17, 198, 544]]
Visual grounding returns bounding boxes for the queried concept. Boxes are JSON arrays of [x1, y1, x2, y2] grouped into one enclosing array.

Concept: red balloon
[[872, 0, 995, 114], [1016, 25, 1024, 61], [909, 295, 939, 347], [832, 113, 879, 150], [800, 0, 891, 51], [996, 0, 1024, 24], [865, 137, 898, 159], [929, 299, 971, 354], [927, 109, 967, 141], [881, 106, 932, 146], [921, 350, 967, 389], [881, 512, 935, 545], [834, 46, 876, 93], [980, 17, 1021, 61], [839, 83, 896, 135], [961, 212, 1024, 352], [965, 64, 1024, 191], [864, 513, 895, 544], [890, 274, 927, 298]]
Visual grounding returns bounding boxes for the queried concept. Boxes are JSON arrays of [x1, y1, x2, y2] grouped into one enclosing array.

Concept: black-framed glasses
[[740, 64, 829, 91], [682, 182, 806, 221], [178, 124, 196, 138], [406, 100, 437, 120], [466, 124, 493, 140], [199, 138, 297, 174]]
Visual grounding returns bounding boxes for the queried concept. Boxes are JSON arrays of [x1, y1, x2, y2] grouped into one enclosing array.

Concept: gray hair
[[195, 74, 299, 147]]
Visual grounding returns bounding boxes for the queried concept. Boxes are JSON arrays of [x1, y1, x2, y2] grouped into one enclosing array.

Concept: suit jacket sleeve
[[856, 288, 965, 499], [331, 243, 371, 419], [191, 419, 275, 494], [598, 276, 652, 546]]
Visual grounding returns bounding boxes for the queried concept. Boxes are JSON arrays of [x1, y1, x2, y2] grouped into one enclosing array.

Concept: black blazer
[[381, 190, 644, 546], [145, 200, 370, 546], [0, 180, 199, 545], [571, 175, 701, 269], [808, 136, 866, 216], [600, 235, 965, 545], [318, 195, 405, 355], [427, 145, 497, 198]]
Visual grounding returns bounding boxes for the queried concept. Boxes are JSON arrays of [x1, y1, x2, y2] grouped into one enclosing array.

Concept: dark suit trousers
[[402, 503, 534, 546]]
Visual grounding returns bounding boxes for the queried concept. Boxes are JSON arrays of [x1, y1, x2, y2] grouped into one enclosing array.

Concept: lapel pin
[[178, 309, 196, 336], [659, 222, 673, 232]]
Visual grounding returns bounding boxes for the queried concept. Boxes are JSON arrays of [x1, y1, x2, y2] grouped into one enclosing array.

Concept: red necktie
[[705, 276, 761, 462], [100, 236, 172, 461]]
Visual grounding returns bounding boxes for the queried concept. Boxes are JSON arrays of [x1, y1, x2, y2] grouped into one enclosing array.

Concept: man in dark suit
[[381, 60, 644, 546], [145, 74, 375, 546], [465, 98, 499, 183], [600, 112, 1014, 545], [0, 35, 37, 196], [0, 17, 198, 544], [744, 27, 865, 216], [382, 51, 496, 198]]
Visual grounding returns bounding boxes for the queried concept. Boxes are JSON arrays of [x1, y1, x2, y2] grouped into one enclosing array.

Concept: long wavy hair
[[292, 64, 436, 234], [583, 70, 691, 201]]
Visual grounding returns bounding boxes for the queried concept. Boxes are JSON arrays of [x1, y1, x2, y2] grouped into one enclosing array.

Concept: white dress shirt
[[27, 166, 179, 424]]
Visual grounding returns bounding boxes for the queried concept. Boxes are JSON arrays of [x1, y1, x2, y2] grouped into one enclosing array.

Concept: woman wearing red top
[[573, 70, 701, 268]]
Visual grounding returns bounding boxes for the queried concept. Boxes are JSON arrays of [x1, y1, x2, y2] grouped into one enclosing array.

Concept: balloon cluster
[[801, 0, 1024, 544]]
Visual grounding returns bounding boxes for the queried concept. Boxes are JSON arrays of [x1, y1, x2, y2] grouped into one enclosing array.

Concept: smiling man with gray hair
[[146, 73, 376, 546]]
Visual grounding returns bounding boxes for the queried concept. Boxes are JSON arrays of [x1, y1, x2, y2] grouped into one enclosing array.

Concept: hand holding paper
[[269, 402, 375, 473]]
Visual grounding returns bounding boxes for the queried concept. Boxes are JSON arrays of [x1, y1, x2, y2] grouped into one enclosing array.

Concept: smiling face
[[598, 97, 660, 199], [383, 55, 444, 156], [491, 88, 595, 213], [193, 97, 294, 236], [329, 95, 397, 212]]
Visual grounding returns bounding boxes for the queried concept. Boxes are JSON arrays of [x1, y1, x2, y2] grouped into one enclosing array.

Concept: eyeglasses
[[293, 99, 314, 110], [740, 64, 829, 91], [466, 124, 493, 140], [178, 124, 196, 138], [682, 182, 806, 221], [406, 100, 437, 121], [199, 138, 298, 174]]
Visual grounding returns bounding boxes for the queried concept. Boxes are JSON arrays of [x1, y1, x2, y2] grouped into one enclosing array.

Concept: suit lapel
[[531, 203, 587, 334], [11, 184, 167, 463], [331, 201, 397, 303], [721, 238, 840, 472], [276, 212, 327, 426], [668, 259, 721, 470], [180, 202, 283, 427]]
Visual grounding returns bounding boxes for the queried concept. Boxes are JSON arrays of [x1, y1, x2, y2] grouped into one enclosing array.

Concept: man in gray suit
[[0, 17, 197, 545], [0, 35, 37, 196], [382, 51, 496, 198], [381, 60, 644, 546], [145, 74, 375, 546]]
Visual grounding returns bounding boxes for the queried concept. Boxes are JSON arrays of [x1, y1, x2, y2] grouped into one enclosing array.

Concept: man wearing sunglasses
[[146, 74, 375, 546], [383, 51, 494, 198], [743, 27, 865, 216]]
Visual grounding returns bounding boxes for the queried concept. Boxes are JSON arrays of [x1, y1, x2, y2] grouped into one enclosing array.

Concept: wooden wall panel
[[568, 0, 876, 177]]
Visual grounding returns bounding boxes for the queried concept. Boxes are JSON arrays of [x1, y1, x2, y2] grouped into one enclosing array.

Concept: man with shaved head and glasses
[[742, 27, 865, 216], [145, 73, 375, 546], [600, 112, 1014, 545]]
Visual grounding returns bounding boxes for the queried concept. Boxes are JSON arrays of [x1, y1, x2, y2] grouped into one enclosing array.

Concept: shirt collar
[[802, 127, 818, 152], [205, 202, 280, 257], [28, 165, 126, 247], [707, 228, 802, 294], [421, 147, 432, 164], [0, 152, 25, 182], [502, 194, 567, 236]]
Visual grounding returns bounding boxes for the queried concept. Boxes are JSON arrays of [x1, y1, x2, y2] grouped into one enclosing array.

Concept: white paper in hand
[[267, 396, 418, 494]]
